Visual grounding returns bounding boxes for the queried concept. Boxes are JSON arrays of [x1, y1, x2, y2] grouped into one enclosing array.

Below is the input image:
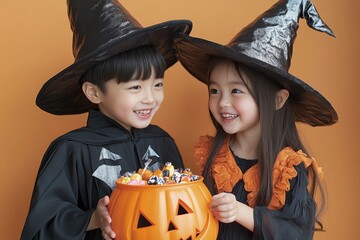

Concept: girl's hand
[[211, 192, 239, 223], [88, 196, 116, 239], [211, 192, 255, 231]]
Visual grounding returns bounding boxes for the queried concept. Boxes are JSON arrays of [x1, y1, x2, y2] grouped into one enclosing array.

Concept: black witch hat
[[36, 0, 192, 115], [175, 0, 337, 126]]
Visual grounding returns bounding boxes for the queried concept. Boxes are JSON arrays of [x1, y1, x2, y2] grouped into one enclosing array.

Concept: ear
[[82, 82, 102, 104], [275, 89, 289, 110]]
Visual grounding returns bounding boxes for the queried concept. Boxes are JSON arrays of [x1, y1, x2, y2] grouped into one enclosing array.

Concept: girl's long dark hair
[[202, 58, 326, 230]]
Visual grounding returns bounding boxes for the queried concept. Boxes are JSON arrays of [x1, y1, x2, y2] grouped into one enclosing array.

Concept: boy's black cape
[[21, 110, 183, 239]]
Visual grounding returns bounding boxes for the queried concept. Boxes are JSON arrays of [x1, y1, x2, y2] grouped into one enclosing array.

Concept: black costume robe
[[21, 110, 183, 240]]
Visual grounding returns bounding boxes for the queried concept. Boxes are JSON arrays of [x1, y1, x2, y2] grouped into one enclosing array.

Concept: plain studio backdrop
[[1, 0, 359, 239]]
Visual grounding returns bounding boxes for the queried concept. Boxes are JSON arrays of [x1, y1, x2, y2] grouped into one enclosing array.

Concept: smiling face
[[208, 60, 260, 138], [98, 71, 164, 131]]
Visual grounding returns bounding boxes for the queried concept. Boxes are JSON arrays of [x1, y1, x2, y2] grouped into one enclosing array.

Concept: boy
[[21, 0, 192, 239]]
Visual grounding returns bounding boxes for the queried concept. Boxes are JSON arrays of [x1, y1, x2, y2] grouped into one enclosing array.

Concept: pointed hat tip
[[302, 0, 335, 38]]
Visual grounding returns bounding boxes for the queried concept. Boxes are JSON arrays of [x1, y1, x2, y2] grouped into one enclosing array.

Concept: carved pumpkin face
[[108, 178, 218, 240]]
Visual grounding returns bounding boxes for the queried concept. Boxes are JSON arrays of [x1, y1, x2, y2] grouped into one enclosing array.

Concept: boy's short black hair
[[80, 45, 166, 92]]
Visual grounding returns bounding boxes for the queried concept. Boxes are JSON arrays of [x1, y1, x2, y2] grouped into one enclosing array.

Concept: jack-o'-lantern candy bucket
[[108, 177, 218, 240]]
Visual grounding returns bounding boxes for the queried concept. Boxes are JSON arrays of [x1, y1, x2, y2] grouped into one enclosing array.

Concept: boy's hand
[[89, 196, 116, 239], [211, 192, 239, 223]]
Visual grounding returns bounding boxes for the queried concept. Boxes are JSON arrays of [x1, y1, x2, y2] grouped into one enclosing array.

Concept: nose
[[142, 88, 155, 104], [219, 93, 231, 108]]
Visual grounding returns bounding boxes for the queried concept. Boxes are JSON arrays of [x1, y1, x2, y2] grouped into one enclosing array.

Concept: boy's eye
[[209, 88, 219, 94], [155, 82, 163, 87], [129, 85, 141, 90]]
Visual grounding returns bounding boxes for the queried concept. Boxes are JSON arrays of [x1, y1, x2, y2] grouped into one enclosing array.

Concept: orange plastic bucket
[[108, 177, 218, 240]]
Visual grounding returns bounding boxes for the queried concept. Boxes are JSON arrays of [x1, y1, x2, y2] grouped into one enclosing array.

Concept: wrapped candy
[[115, 162, 200, 186]]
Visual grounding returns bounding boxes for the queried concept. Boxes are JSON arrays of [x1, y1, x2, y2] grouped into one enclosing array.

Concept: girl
[[175, 0, 337, 239]]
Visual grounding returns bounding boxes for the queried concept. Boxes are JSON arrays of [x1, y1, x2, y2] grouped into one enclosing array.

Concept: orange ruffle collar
[[194, 135, 323, 210]]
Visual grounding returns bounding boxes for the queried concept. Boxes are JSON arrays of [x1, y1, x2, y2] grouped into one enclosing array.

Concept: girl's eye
[[209, 88, 219, 94], [232, 89, 242, 94]]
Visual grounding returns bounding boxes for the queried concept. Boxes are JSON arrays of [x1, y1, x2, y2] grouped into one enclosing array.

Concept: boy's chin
[[132, 119, 153, 129]]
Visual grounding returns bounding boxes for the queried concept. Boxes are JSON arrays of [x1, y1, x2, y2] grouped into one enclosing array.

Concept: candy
[[162, 169, 170, 177], [138, 169, 153, 180], [181, 176, 191, 182], [148, 175, 165, 185], [153, 169, 163, 177], [127, 179, 147, 185], [130, 173, 142, 181], [116, 162, 200, 186], [116, 176, 131, 185], [162, 162, 175, 177]]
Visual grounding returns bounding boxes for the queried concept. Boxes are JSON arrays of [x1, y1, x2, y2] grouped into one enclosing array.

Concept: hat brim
[[175, 34, 337, 126], [36, 20, 192, 115]]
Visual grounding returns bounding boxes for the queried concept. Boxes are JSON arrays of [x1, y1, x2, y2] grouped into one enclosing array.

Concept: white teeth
[[135, 110, 151, 115], [222, 113, 238, 119]]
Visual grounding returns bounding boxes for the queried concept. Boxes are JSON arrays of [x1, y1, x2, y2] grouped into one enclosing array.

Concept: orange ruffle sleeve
[[244, 147, 323, 210], [194, 135, 242, 192], [193, 135, 213, 175]]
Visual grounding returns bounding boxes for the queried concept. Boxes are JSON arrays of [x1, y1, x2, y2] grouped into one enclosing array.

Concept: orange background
[[1, 0, 359, 239]]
